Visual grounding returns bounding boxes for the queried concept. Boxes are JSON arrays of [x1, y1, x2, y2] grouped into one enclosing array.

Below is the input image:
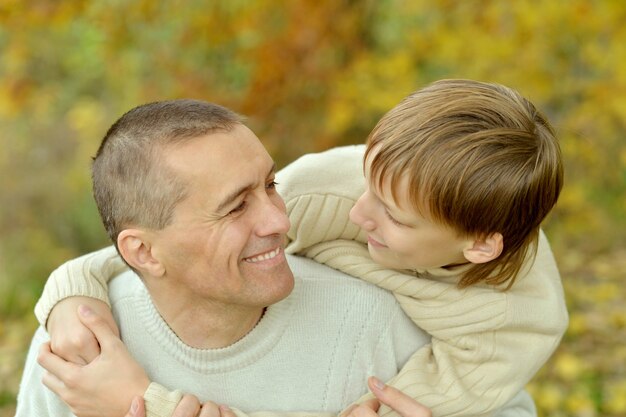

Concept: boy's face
[[349, 156, 471, 271]]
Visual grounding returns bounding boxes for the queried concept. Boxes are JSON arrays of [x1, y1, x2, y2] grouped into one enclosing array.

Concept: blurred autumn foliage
[[1, 1, 625, 416]]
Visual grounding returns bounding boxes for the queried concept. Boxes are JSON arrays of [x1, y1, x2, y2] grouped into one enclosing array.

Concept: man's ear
[[117, 229, 166, 277], [463, 232, 504, 264]]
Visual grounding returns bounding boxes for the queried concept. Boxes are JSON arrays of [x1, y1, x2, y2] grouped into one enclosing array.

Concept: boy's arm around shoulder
[[277, 146, 568, 415], [300, 232, 567, 416], [277, 145, 368, 253], [34, 245, 128, 326], [506, 230, 569, 345], [395, 230, 568, 416]]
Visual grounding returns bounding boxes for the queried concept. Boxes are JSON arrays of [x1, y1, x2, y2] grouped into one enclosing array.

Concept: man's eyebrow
[[267, 163, 277, 177], [215, 163, 276, 213]]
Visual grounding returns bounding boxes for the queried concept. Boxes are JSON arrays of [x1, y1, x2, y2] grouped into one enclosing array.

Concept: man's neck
[[143, 279, 265, 349]]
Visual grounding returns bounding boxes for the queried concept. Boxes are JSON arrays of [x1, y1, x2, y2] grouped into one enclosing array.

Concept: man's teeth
[[244, 248, 281, 263]]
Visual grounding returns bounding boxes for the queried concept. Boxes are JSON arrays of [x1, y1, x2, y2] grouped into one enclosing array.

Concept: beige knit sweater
[[279, 145, 568, 417], [35, 145, 567, 417]]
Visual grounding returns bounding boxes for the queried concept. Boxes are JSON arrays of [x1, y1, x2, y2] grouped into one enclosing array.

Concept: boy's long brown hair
[[366, 79, 563, 289]]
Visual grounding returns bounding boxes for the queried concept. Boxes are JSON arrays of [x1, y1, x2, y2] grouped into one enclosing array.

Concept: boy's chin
[[368, 248, 409, 271]]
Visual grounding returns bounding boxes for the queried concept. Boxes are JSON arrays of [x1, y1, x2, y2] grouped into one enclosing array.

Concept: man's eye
[[229, 201, 247, 215]]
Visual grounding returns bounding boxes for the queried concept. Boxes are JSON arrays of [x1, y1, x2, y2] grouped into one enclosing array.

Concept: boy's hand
[[125, 397, 144, 417], [341, 399, 380, 417], [47, 296, 119, 364], [38, 305, 150, 417], [125, 395, 236, 417], [170, 395, 208, 417], [343, 377, 432, 417], [368, 377, 431, 417]]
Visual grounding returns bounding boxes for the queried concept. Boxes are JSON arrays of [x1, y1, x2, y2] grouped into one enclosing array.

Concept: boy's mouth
[[367, 235, 387, 248]]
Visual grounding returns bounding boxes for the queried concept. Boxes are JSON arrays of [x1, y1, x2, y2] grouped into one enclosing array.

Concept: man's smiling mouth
[[243, 247, 282, 263]]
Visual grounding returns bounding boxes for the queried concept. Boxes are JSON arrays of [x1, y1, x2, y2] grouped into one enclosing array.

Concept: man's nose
[[255, 196, 290, 237], [349, 193, 376, 232]]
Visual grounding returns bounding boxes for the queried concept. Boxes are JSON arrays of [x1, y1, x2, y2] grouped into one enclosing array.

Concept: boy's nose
[[358, 218, 376, 232], [349, 197, 376, 232]]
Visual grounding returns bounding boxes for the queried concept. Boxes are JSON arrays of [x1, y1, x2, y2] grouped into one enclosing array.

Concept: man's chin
[[265, 268, 295, 305]]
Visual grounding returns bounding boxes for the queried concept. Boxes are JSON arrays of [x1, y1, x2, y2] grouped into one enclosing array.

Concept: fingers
[[38, 342, 78, 386], [344, 405, 378, 417], [368, 377, 432, 417], [41, 368, 65, 397], [171, 394, 202, 417], [218, 405, 237, 417], [168, 397, 233, 417], [341, 404, 359, 417], [125, 396, 145, 417], [341, 399, 379, 417], [50, 334, 100, 365], [47, 296, 109, 364], [126, 397, 236, 417], [39, 342, 82, 410], [360, 398, 380, 412], [198, 401, 221, 417], [76, 304, 118, 351]]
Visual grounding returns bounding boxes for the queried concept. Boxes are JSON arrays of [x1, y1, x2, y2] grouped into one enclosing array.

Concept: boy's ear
[[117, 229, 166, 277], [463, 232, 504, 264]]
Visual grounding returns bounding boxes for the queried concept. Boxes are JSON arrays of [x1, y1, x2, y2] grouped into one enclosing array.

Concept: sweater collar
[[135, 275, 297, 373]]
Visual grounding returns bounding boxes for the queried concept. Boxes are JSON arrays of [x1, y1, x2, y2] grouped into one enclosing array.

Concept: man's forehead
[[163, 125, 274, 203], [164, 125, 268, 170]]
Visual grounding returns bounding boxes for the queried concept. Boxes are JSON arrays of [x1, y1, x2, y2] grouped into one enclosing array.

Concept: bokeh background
[[1, 1, 625, 416]]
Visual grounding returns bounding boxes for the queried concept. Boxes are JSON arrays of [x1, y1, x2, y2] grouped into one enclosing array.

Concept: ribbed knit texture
[[35, 246, 125, 325], [144, 383, 183, 417], [28, 145, 554, 417], [19, 256, 431, 416], [278, 145, 568, 417]]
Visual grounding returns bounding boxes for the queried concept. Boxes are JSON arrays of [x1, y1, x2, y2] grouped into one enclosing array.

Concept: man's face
[[150, 124, 294, 309]]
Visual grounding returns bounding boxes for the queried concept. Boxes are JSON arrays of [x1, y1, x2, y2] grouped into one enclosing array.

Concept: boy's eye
[[266, 180, 278, 190], [385, 209, 403, 226]]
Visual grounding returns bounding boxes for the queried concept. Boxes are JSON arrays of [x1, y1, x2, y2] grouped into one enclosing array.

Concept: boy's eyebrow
[[373, 186, 413, 219], [215, 163, 276, 213], [370, 185, 396, 211], [383, 201, 403, 217]]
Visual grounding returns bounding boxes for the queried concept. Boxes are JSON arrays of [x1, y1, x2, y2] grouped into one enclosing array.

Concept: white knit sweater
[[29, 146, 559, 417], [24, 253, 537, 417], [18, 255, 429, 417]]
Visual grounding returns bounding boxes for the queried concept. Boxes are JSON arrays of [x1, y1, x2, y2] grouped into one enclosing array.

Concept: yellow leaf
[[604, 380, 626, 414], [534, 383, 564, 413], [554, 352, 586, 381]]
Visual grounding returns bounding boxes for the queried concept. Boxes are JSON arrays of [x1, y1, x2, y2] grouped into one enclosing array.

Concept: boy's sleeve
[[278, 147, 568, 416], [143, 383, 184, 417], [34, 245, 129, 326], [145, 383, 335, 417], [277, 145, 368, 253], [303, 236, 567, 416]]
